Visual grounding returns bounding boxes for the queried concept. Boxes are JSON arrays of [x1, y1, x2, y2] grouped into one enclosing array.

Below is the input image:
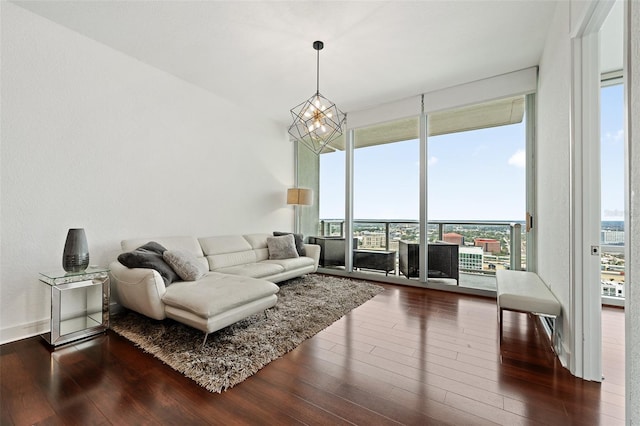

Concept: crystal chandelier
[[288, 41, 346, 154]]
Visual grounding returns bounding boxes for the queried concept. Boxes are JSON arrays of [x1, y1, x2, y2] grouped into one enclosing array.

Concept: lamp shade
[[287, 188, 313, 206]]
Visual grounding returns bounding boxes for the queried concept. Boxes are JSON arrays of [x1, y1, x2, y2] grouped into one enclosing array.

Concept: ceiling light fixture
[[288, 40, 346, 155]]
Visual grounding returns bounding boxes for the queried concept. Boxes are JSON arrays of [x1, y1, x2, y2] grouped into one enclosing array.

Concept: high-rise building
[[459, 246, 483, 271], [601, 280, 625, 298], [360, 232, 386, 249], [601, 230, 625, 245]]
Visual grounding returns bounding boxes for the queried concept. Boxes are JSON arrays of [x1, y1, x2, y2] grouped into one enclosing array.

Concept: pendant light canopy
[[288, 41, 346, 154]]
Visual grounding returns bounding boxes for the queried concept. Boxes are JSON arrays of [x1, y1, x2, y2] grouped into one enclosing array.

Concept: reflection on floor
[[458, 272, 497, 291], [351, 266, 498, 291], [324, 264, 498, 291]]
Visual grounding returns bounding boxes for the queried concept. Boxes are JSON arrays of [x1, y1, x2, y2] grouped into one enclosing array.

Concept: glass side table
[[39, 266, 110, 347]]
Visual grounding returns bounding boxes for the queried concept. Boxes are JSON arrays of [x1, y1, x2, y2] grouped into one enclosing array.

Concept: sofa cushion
[[273, 231, 306, 256], [162, 272, 279, 319], [199, 235, 252, 255], [199, 235, 260, 270], [163, 250, 208, 281], [117, 241, 179, 285], [243, 234, 270, 261], [242, 233, 270, 249], [206, 250, 258, 270], [266, 234, 299, 260], [263, 256, 314, 271], [215, 262, 284, 278]]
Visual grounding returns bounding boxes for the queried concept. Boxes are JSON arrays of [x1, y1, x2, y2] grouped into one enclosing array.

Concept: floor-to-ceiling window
[[307, 144, 347, 270], [426, 96, 528, 290], [352, 119, 419, 278], [300, 69, 537, 295], [600, 78, 625, 305], [318, 148, 346, 237]]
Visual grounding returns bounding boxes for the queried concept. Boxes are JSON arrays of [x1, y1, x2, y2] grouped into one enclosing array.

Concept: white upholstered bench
[[496, 270, 561, 344]]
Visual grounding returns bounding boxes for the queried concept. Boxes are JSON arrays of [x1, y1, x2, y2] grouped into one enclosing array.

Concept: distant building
[[459, 246, 483, 271], [601, 230, 624, 245], [474, 238, 501, 254], [443, 232, 464, 245], [602, 280, 625, 298], [360, 232, 386, 249]]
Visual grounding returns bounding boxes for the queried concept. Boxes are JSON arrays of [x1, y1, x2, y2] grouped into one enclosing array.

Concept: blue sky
[[600, 83, 625, 221], [320, 85, 625, 222]]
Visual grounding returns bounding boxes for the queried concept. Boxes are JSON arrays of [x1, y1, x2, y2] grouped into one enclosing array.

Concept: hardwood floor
[[0, 281, 625, 425]]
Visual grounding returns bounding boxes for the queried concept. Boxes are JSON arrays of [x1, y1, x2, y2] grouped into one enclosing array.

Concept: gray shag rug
[[110, 274, 384, 393]]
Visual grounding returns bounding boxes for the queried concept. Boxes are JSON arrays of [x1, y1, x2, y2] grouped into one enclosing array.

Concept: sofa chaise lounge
[[110, 233, 320, 343]]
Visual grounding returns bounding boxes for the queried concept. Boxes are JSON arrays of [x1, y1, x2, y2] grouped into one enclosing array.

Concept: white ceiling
[[13, 1, 562, 125]]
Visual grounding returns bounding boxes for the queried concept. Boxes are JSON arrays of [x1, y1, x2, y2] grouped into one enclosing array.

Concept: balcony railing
[[319, 219, 525, 272], [318, 218, 626, 303], [600, 244, 625, 302]]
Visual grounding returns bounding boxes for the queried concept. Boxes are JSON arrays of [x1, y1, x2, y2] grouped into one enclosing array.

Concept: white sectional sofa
[[110, 233, 320, 343]]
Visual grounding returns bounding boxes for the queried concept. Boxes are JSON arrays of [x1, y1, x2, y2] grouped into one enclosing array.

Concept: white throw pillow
[[267, 234, 300, 260], [163, 250, 208, 281]]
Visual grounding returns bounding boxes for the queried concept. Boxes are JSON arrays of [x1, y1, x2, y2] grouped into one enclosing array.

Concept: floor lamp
[[287, 188, 313, 234]]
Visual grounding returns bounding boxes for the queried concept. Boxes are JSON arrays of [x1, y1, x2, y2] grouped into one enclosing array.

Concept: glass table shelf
[[39, 267, 110, 347], [40, 266, 110, 286]]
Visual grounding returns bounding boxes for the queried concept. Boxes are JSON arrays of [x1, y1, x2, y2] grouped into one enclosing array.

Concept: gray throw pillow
[[267, 234, 300, 260], [273, 231, 306, 256], [117, 241, 179, 285], [163, 250, 208, 281]]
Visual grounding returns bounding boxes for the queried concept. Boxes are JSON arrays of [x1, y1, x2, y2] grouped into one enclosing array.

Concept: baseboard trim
[[1, 303, 124, 346], [0, 318, 50, 345]]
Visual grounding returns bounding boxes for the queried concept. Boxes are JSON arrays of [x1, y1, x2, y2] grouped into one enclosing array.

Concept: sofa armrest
[[109, 261, 167, 320], [303, 243, 320, 272]]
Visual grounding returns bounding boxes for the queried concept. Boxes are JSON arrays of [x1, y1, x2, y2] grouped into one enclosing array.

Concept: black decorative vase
[[62, 228, 90, 272]]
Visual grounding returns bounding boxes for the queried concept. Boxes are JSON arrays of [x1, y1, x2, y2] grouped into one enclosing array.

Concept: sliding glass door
[[426, 96, 529, 290], [600, 80, 625, 304], [352, 119, 420, 278], [298, 71, 537, 295]]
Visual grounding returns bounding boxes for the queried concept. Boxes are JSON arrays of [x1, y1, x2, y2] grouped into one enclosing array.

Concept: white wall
[[537, 0, 610, 374], [536, 1, 573, 362], [539, 2, 640, 415], [0, 3, 294, 343], [626, 0, 639, 422]]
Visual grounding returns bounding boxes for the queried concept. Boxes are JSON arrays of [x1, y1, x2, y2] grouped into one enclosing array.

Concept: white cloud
[[603, 209, 625, 218], [604, 129, 624, 144], [508, 149, 526, 168], [428, 156, 438, 166]]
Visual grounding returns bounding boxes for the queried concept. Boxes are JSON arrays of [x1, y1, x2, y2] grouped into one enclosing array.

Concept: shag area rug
[[110, 274, 384, 393]]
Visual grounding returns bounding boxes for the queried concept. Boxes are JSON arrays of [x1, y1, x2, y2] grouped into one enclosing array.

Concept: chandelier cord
[[316, 47, 320, 94]]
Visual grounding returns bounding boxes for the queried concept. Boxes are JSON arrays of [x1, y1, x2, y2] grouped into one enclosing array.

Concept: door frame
[[568, 0, 616, 381]]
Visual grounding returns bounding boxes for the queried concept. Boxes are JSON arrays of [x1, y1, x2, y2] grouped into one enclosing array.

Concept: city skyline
[[320, 84, 624, 223]]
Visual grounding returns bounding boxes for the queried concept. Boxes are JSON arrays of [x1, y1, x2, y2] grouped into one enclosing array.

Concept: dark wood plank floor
[[0, 281, 625, 425]]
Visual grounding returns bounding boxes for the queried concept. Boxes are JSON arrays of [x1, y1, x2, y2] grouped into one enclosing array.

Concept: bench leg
[[202, 332, 209, 348], [550, 316, 557, 353], [499, 308, 503, 344]]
